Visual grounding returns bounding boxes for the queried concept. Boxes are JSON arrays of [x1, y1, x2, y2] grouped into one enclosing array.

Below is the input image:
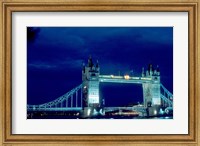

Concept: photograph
[[27, 27, 173, 119], [1, 0, 199, 144]]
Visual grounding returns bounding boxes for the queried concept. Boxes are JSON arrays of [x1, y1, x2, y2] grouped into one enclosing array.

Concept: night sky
[[27, 27, 173, 107]]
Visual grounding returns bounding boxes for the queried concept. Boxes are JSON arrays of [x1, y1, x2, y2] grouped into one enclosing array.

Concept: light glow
[[87, 109, 91, 116], [154, 110, 157, 115], [124, 75, 130, 80]]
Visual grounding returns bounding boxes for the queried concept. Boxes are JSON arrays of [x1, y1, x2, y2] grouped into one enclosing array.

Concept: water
[[27, 111, 173, 119]]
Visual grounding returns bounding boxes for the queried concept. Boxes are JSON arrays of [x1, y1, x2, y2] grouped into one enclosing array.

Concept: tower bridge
[[27, 57, 173, 118]]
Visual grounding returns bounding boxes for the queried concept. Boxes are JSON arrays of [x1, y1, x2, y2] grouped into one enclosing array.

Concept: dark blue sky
[[27, 27, 173, 106]]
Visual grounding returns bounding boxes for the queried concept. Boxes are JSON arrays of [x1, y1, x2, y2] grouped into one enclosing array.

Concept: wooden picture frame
[[0, 0, 199, 145]]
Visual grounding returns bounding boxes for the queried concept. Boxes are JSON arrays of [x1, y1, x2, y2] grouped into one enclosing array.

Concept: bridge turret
[[82, 62, 85, 72], [142, 67, 145, 77], [145, 64, 155, 77], [96, 60, 99, 68], [88, 55, 93, 67], [156, 65, 160, 76], [143, 64, 160, 82]]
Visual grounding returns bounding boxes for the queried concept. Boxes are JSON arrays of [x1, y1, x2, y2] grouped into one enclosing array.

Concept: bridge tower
[[142, 64, 161, 108], [82, 56, 104, 117]]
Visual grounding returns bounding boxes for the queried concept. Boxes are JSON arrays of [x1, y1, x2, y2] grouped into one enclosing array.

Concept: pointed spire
[[82, 61, 85, 73], [82, 61, 85, 67], [88, 55, 93, 67], [156, 65, 160, 76], [156, 65, 160, 72], [96, 60, 99, 68], [148, 64, 152, 72], [142, 67, 145, 77]]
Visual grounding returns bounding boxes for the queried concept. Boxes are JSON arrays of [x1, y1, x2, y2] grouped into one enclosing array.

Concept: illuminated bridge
[[27, 57, 173, 117]]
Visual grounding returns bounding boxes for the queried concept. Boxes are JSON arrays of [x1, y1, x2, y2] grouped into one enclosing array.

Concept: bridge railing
[[160, 84, 173, 107], [27, 84, 82, 110]]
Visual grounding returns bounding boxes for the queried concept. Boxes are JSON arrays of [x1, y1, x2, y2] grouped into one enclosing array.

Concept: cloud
[[28, 58, 84, 71], [27, 27, 172, 74], [28, 27, 172, 66], [28, 62, 57, 69], [27, 27, 173, 105]]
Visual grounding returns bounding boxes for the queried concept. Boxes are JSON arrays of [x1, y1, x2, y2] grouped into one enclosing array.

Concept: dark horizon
[[27, 27, 173, 106]]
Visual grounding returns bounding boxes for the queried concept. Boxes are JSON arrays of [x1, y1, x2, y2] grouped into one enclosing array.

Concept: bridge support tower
[[142, 64, 161, 116], [82, 56, 104, 117]]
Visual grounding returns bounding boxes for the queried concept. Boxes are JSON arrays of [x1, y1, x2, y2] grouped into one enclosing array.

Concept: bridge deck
[[99, 75, 155, 84]]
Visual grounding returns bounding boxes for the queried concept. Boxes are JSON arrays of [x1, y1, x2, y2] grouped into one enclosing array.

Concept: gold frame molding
[[0, 0, 199, 145]]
